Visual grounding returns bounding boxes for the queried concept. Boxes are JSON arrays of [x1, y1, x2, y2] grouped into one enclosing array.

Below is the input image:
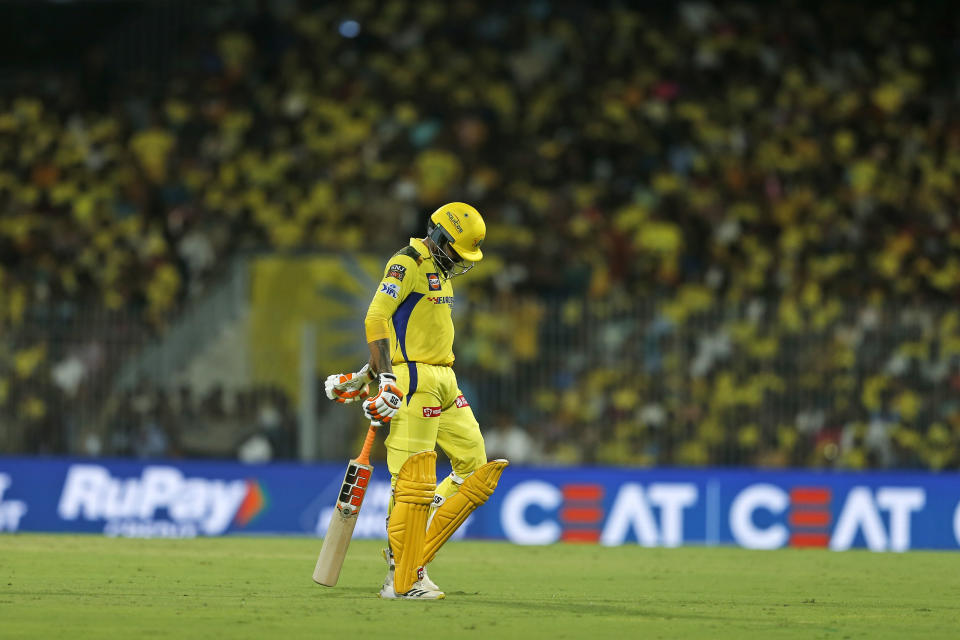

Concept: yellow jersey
[[364, 238, 456, 366]]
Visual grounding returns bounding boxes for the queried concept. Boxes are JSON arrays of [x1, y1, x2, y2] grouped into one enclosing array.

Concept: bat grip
[[355, 422, 379, 466]]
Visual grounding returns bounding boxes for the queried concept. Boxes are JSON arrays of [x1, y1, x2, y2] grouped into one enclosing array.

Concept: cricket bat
[[312, 421, 379, 586]]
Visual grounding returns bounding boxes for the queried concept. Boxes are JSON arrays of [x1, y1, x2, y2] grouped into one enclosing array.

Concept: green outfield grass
[[0, 535, 958, 639]]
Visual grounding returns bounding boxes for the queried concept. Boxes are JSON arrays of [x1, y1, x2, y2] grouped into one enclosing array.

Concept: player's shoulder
[[385, 245, 423, 272], [391, 245, 425, 266], [381, 245, 423, 284]]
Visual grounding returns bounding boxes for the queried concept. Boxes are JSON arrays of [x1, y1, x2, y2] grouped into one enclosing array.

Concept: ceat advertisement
[[485, 469, 960, 551], [1, 457, 959, 550]]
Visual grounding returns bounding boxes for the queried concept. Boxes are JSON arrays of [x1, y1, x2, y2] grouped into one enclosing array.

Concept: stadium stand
[[1, 1, 958, 469]]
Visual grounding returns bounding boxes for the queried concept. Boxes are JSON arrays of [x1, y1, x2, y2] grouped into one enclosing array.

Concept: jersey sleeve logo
[[427, 273, 441, 291], [379, 282, 400, 299], [422, 406, 442, 418], [387, 264, 407, 281], [454, 395, 470, 408]]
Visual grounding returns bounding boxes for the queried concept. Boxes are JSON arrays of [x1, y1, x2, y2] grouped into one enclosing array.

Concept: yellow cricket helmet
[[426, 202, 486, 278]]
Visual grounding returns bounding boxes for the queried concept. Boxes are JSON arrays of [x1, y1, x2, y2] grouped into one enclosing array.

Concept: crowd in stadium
[[1, 1, 958, 469]]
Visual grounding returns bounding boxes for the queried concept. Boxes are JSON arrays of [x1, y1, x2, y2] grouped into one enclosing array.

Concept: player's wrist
[[358, 363, 376, 383]]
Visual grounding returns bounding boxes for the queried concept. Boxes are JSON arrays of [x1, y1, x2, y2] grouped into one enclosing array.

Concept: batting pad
[[422, 458, 509, 565], [388, 451, 437, 594]]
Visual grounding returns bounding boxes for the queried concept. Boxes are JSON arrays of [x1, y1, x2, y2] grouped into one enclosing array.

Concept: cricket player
[[324, 203, 508, 600]]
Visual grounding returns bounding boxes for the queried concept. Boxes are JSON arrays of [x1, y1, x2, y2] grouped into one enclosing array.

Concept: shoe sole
[[379, 593, 446, 600]]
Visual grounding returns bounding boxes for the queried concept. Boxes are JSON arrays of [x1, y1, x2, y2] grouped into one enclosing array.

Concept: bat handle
[[355, 421, 379, 466]]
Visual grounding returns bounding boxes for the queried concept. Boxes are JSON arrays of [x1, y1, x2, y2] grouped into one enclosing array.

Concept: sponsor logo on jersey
[[387, 264, 407, 281], [422, 406, 442, 418], [454, 395, 470, 408], [427, 273, 441, 291], [427, 296, 454, 305], [380, 282, 400, 299]]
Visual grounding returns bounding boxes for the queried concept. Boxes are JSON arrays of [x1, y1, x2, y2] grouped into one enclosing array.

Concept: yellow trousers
[[385, 362, 487, 479]]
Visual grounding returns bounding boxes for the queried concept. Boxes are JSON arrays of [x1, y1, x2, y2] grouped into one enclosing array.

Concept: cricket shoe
[[379, 548, 444, 599], [380, 581, 446, 600], [394, 585, 445, 600], [381, 548, 442, 591]]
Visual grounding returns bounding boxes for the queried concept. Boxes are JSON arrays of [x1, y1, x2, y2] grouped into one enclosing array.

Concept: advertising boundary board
[[1, 457, 959, 550]]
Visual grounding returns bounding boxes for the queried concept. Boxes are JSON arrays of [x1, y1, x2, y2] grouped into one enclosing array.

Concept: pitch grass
[[1, 536, 958, 639]]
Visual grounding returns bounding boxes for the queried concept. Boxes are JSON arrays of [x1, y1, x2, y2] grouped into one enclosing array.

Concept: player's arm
[[368, 338, 393, 377], [363, 255, 416, 374], [361, 255, 417, 423], [325, 255, 415, 405]]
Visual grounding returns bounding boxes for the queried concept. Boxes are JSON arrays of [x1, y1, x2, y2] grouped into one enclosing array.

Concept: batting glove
[[363, 373, 403, 424], [324, 364, 375, 404]]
